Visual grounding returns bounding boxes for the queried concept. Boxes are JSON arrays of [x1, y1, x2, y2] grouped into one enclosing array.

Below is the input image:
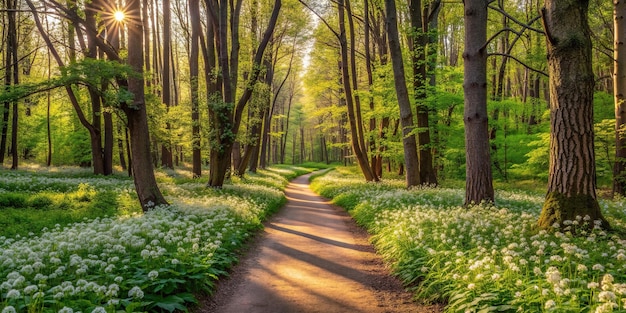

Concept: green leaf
[[151, 295, 188, 313]]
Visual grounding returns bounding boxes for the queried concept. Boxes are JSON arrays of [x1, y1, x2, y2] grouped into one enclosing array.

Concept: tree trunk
[[364, 0, 378, 173], [255, 59, 273, 172], [385, 0, 421, 187], [125, 0, 167, 210], [614, 0, 626, 196], [1, 3, 11, 164], [300, 126, 305, 163], [190, 0, 202, 177], [280, 80, 295, 164], [85, 0, 105, 175], [8, 0, 18, 169], [537, 0, 609, 230], [47, 49, 52, 166], [103, 112, 113, 175], [410, 0, 438, 185], [463, 0, 494, 205], [117, 123, 127, 170], [338, 0, 378, 182], [207, 0, 281, 187], [160, 0, 174, 170]]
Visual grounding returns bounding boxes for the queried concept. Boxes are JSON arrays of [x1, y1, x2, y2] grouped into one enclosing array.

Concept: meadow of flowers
[[311, 168, 626, 313], [0, 165, 313, 312]]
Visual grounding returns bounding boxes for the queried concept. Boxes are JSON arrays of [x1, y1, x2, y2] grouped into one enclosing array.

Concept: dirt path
[[198, 172, 442, 313]]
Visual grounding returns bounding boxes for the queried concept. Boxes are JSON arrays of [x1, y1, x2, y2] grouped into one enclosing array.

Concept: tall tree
[[614, 0, 626, 196], [189, 0, 202, 177], [463, 0, 494, 204], [385, 0, 421, 187], [7, 0, 18, 169], [409, 0, 439, 185], [537, 0, 609, 229], [0, 0, 15, 165], [161, 0, 175, 169], [124, 0, 168, 209], [338, 0, 378, 182], [85, 0, 107, 174], [206, 0, 281, 187]]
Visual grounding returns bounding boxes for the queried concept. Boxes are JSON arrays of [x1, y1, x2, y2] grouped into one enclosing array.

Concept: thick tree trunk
[[614, 0, 626, 196], [463, 0, 494, 205], [125, 0, 167, 210], [385, 0, 421, 187], [537, 0, 609, 229]]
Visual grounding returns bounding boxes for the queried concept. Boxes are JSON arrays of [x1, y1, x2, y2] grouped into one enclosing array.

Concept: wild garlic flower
[[128, 286, 144, 299]]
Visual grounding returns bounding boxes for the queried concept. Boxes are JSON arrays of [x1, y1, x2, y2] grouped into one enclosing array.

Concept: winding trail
[[201, 172, 442, 313]]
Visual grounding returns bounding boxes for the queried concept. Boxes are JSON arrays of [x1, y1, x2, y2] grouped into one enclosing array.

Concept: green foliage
[[312, 168, 626, 313], [0, 165, 312, 312], [60, 59, 138, 107], [595, 119, 616, 185]]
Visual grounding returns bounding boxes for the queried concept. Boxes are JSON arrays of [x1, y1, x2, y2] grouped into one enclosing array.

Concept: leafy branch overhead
[[1, 59, 138, 107]]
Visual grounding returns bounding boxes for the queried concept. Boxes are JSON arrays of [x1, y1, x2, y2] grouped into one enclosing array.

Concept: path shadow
[[266, 223, 371, 252]]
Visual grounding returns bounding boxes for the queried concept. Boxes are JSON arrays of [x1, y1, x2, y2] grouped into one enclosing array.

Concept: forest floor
[[194, 172, 443, 313]]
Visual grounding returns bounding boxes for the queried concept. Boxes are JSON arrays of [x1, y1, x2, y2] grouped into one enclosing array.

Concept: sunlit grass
[[312, 168, 626, 313], [0, 165, 316, 312]]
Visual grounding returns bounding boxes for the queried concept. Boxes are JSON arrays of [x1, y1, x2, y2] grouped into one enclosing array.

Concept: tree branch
[[489, 4, 544, 34], [297, 0, 340, 40], [488, 52, 548, 77]]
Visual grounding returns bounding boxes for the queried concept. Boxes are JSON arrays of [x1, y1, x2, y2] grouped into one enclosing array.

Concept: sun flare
[[113, 10, 125, 22]]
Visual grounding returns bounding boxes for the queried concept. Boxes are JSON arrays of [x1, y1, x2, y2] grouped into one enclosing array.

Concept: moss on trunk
[[537, 192, 610, 231]]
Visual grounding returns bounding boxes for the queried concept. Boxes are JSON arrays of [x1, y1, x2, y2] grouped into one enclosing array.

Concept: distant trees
[[0, 0, 624, 217]]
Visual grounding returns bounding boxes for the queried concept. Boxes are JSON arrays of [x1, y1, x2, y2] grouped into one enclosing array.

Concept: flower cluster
[[0, 165, 311, 312], [312, 169, 626, 313]]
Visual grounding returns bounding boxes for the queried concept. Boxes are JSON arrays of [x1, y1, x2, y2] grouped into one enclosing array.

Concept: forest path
[[198, 172, 442, 313]]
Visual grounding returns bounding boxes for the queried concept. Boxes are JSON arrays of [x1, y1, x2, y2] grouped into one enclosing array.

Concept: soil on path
[[197, 172, 443, 313]]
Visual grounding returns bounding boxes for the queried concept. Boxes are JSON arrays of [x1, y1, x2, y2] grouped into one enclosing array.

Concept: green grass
[[0, 164, 319, 312], [312, 167, 626, 313]]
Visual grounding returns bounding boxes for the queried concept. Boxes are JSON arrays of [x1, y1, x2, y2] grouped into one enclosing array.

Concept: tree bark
[[410, 0, 438, 185], [125, 0, 168, 209], [463, 0, 494, 205], [339, 0, 379, 182], [364, 0, 377, 174], [1, 0, 13, 165], [190, 0, 202, 177], [385, 0, 421, 187], [207, 0, 281, 187], [537, 0, 609, 229], [161, 0, 174, 170], [85, 0, 105, 175], [614, 0, 626, 196], [7, 0, 18, 169]]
